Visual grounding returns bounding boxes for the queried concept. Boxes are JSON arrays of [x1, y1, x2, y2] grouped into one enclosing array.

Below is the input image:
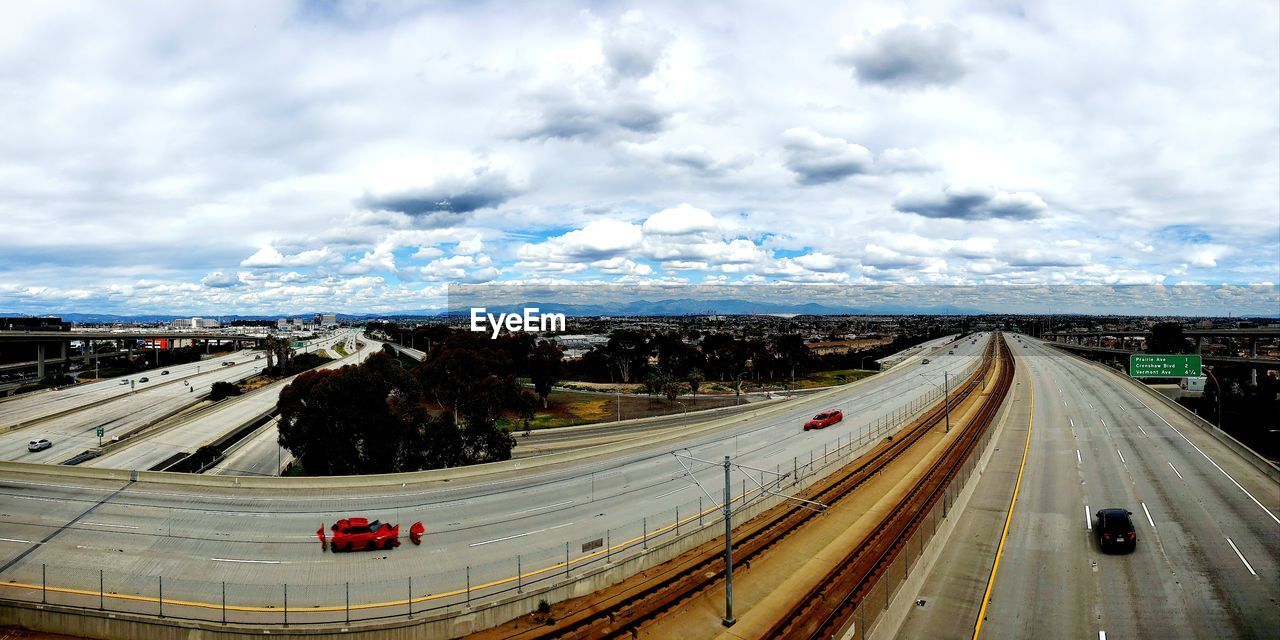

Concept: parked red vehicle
[[803, 410, 844, 431], [318, 517, 424, 552]]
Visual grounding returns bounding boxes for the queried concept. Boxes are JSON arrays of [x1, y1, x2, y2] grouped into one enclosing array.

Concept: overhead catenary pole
[[944, 371, 950, 433], [722, 455, 736, 627]]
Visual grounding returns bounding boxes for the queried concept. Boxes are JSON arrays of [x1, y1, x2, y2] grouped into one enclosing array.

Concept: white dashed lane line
[[470, 522, 576, 547], [1225, 537, 1257, 576]]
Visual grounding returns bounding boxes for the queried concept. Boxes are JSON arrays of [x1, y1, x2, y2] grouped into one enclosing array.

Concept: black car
[[1096, 508, 1137, 553]]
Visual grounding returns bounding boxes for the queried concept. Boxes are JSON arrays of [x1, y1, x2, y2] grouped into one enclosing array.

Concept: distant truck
[[1180, 377, 1206, 393]]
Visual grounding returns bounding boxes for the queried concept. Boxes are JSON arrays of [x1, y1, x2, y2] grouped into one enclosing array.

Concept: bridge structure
[[1043, 328, 1280, 373], [0, 330, 267, 382]]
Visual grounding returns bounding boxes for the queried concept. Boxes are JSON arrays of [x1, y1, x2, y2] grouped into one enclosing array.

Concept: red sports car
[[804, 410, 844, 431], [318, 517, 425, 552]]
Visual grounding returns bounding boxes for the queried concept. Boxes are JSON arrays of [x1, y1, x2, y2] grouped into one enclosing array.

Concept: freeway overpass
[[0, 329, 267, 382]]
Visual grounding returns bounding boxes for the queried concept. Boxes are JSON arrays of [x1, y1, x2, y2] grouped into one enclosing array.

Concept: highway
[[205, 334, 372, 477], [206, 417, 293, 477], [0, 354, 268, 464], [82, 330, 372, 471], [0, 351, 257, 428], [900, 334, 1280, 639], [0, 333, 985, 623], [509, 334, 963, 458]]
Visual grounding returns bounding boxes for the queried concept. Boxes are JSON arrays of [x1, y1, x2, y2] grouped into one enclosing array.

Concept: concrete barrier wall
[[865, 347, 1026, 640]]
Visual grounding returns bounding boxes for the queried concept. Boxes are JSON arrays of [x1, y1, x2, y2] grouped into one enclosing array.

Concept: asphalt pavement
[[83, 330, 372, 471], [899, 335, 1279, 639], [0, 334, 986, 623]]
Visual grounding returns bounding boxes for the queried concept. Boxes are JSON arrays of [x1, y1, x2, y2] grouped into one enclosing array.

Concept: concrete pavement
[[897, 335, 1279, 640], [0, 334, 987, 627]]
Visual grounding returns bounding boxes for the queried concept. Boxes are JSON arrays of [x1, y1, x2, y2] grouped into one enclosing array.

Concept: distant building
[[0, 316, 70, 332], [315, 313, 338, 327], [170, 317, 220, 330], [277, 318, 317, 332], [804, 337, 894, 356]]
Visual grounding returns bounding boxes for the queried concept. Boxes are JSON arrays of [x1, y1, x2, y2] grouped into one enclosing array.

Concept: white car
[[27, 439, 52, 452]]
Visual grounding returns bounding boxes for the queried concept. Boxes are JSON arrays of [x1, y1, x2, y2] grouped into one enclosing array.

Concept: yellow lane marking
[[973, 357, 1033, 639]]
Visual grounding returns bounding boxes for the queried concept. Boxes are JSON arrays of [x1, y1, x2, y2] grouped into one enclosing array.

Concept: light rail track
[[495, 335, 1008, 639]]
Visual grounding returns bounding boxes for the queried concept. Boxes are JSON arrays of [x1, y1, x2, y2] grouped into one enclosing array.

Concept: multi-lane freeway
[[899, 334, 1279, 640], [82, 330, 373, 471], [4, 330, 1270, 639], [984, 336, 1278, 638], [0, 333, 984, 625], [0, 352, 266, 463], [0, 352, 257, 429]]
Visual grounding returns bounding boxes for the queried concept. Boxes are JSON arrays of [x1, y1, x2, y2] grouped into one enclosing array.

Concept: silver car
[[27, 438, 52, 452]]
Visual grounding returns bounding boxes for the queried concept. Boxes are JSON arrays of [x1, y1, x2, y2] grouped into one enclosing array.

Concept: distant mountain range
[[450, 298, 988, 317], [2, 299, 992, 323]]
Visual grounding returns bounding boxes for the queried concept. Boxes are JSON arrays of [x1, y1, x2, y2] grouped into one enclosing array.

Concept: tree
[[261, 335, 295, 374], [1149, 323, 1188, 354], [774, 334, 809, 380], [606, 330, 649, 383], [209, 381, 241, 401], [528, 342, 564, 409], [277, 353, 426, 475], [663, 377, 683, 403], [643, 370, 667, 399], [655, 331, 701, 377], [702, 333, 746, 380], [686, 368, 704, 396]]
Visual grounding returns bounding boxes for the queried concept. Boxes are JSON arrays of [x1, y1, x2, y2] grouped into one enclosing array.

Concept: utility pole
[[672, 451, 824, 630], [722, 455, 736, 627], [944, 371, 950, 434]]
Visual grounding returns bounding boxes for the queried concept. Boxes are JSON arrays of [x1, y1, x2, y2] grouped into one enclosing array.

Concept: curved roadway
[[0, 333, 985, 627]]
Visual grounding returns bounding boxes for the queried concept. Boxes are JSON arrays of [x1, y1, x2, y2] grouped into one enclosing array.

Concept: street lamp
[[734, 371, 749, 406]]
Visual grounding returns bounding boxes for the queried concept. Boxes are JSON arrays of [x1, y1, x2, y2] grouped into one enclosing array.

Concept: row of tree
[[370, 322, 945, 395], [277, 330, 538, 475]]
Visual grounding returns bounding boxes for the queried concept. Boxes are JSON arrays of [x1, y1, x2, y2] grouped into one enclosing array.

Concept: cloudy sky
[[1, 0, 1277, 315]]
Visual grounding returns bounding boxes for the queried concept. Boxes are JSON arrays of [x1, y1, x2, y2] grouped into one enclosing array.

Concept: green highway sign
[[96, 427, 104, 437], [1129, 354, 1202, 378]]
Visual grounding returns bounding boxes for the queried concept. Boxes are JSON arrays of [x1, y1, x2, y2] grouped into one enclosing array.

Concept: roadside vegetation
[[277, 342, 526, 475]]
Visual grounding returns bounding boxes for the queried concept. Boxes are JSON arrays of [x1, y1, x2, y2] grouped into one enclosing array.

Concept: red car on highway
[[804, 410, 844, 431], [319, 517, 425, 552]]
